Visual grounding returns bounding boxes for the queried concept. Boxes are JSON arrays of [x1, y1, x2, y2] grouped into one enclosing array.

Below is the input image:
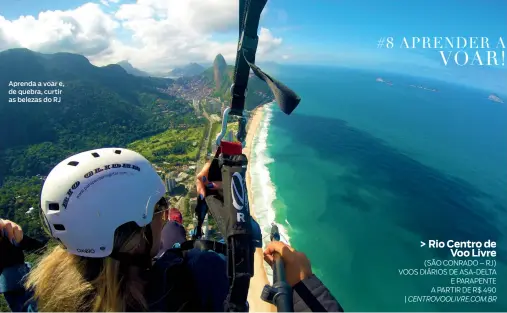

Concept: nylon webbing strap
[[204, 151, 253, 312], [230, 0, 268, 116], [224, 154, 253, 312], [225, 236, 252, 312], [239, 0, 247, 35]]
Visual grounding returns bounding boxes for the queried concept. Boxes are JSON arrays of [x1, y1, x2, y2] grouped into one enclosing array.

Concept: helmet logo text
[[61, 163, 141, 209], [77, 248, 95, 254]]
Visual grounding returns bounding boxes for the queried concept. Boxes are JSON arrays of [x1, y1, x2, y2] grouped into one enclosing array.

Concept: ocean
[[248, 65, 507, 312]]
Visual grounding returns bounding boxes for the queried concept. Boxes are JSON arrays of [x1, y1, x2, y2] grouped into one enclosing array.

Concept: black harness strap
[[204, 147, 253, 312], [225, 234, 253, 312], [244, 58, 301, 115], [188, 1, 302, 311], [230, 0, 268, 116], [239, 0, 247, 36]]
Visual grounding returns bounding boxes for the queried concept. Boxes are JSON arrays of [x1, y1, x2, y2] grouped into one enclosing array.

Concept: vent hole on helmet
[[68, 161, 79, 166], [48, 203, 59, 211], [114, 149, 122, 154], [92, 152, 100, 158], [53, 224, 65, 231]]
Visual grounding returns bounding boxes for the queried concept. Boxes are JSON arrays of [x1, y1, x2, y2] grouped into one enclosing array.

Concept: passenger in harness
[[0, 148, 342, 312]]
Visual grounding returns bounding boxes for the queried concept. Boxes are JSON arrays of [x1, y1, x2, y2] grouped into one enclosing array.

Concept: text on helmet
[[61, 163, 141, 209]]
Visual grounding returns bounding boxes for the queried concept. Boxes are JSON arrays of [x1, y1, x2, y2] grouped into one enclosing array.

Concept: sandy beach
[[243, 106, 264, 222], [244, 106, 277, 312]]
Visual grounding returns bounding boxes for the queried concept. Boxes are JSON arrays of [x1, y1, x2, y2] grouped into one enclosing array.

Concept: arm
[[0, 220, 39, 312], [293, 274, 344, 312], [0, 263, 37, 312], [263, 241, 344, 312]]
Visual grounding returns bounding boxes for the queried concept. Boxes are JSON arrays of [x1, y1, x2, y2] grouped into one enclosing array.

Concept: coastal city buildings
[[208, 99, 221, 113], [165, 76, 213, 102], [176, 172, 189, 183], [166, 177, 177, 194]]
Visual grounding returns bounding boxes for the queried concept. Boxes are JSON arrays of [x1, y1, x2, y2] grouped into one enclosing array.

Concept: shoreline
[[243, 106, 265, 221], [244, 104, 276, 312]]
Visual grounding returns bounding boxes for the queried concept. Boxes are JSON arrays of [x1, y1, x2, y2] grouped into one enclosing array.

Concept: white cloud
[[0, 0, 286, 72], [0, 3, 118, 55], [115, 3, 154, 20], [258, 27, 282, 56]]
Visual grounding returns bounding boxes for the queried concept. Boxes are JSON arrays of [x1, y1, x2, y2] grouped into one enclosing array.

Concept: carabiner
[[215, 107, 231, 146]]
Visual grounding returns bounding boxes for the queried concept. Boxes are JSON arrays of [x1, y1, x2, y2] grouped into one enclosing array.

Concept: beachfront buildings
[[208, 99, 222, 113], [166, 177, 177, 194]]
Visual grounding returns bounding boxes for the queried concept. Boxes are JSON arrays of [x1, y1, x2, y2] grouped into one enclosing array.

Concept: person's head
[[26, 148, 169, 311]]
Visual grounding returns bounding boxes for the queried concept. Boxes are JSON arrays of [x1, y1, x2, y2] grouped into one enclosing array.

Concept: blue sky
[[1, 0, 506, 94], [262, 0, 507, 94]]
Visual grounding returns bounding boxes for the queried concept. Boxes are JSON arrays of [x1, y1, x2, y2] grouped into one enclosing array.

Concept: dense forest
[[0, 48, 204, 178], [0, 176, 45, 239]]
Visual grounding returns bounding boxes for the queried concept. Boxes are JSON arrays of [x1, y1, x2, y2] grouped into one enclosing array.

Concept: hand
[[0, 219, 24, 245], [196, 161, 223, 199], [0, 219, 25, 274], [263, 241, 313, 287]]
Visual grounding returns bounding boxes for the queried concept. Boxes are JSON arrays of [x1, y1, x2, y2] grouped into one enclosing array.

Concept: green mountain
[[0, 48, 204, 178], [202, 54, 274, 110], [117, 60, 151, 77], [170, 63, 206, 77], [213, 54, 228, 91]]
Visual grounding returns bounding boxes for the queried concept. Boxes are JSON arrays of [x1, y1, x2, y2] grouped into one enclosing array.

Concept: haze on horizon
[[0, 0, 506, 95]]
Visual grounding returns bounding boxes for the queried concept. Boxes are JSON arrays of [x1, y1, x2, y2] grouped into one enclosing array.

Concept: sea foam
[[249, 103, 291, 284]]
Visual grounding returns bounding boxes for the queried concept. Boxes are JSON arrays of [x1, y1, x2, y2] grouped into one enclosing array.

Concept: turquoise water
[[249, 65, 507, 312]]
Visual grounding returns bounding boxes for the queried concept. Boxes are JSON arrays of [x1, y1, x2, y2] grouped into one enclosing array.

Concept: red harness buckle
[[219, 141, 243, 155]]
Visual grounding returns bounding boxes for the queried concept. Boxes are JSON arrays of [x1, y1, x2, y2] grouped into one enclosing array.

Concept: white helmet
[[40, 148, 166, 258]]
